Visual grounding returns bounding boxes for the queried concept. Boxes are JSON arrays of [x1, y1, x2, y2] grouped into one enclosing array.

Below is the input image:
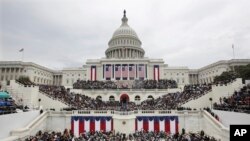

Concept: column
[[128, 64, 130, 80], [126, 48, 128, 58], [120, 64, 122, 80], [103, 64, 105, 79]]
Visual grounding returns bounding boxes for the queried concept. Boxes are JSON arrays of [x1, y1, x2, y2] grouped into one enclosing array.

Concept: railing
[[79, 88, 178, 92], [203, 110, 229, 130], [213, 107, 250, 114], [72, 110, 174, 115], [9, 111, 47, 141]]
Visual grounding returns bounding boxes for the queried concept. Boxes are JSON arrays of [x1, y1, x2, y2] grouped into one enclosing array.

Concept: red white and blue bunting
[[71, 116, 113, 137], [135, 116, 179, 134]]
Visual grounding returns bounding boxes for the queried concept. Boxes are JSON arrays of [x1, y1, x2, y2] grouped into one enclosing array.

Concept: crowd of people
[[39, 85, 131, 111], [213, 84, 250, 113], [25, 129, 218, 141], [73, 79, 178, 89], [73, 80, 117, 89], [132, 79, 178, 89], [16, 76, 36, 86], [129, 130, 217, 141], [39, 83, 212, 111], [178, 84, 212, 105]]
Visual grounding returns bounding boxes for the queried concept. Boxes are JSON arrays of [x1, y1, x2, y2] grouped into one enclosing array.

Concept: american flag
[[114, 65, 121, 78], [122, 64, 128, 78], [105, 65, 112, 79], [19, 48, 24, 52], [138, 64, 145, 79], [129, 64, 136, 79]]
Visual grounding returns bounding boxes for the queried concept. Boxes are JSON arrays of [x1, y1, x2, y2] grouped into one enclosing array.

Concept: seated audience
[[25, 128, 218, 141], [213, 85, 250, 114]]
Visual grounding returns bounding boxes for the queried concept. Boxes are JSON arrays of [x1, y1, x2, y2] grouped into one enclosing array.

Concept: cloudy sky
[[1, 0, 250, 70]]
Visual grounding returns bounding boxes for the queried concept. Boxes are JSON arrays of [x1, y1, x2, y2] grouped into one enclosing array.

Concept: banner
[[90, 66, 96, 81], [154, 65, 160, 81], [135, 116, 178, 134], [71, 116, 113, 137]]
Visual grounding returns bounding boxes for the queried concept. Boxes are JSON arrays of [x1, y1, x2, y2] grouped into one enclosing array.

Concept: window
[[115, 77, 120, 80], [123, 77, 127, 80], [115, 66, 119, 71], [139, 67, 142, 71], [106, 66, 109, 71], [109, 96, 115, 101], [96, 96, 102, 101], [129, 77, 134, 80], [147, 95, 154, 100], [135, 95, 140, 101], [122, 66, 125, 71], [129, 66, 133, 71]]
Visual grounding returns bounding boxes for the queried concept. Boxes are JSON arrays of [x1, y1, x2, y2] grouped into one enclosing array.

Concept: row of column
[[53, 75, 62, 86], [107, 48, 143, 58], [0, 67, 23, 81], [103, 64, 147, 80]]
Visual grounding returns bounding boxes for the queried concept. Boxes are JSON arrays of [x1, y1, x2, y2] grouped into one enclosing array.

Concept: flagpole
[[232, 44, 235, 72], [232, 44, 235, 59], [22, 51, 24, 62]]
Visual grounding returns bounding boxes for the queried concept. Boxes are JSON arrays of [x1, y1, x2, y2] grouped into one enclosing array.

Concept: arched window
[[109, 95, 115, 101], [96, 96, 102, 101], [135, 95, 140, 101], [147, 95, 154, 100]]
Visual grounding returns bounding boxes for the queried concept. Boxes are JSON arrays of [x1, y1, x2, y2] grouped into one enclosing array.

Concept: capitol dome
[[105, 10, 145, 59], [112, 24, 139, 39]]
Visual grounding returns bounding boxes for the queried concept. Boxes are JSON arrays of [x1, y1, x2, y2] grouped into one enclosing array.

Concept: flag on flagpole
[[19, 48, 24, 52], [232, 44, 234, 49]]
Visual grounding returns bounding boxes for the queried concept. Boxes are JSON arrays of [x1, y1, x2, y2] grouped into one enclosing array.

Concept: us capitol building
[[0, 11, 250, 88]]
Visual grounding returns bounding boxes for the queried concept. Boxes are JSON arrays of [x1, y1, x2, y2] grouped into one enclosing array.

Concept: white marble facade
[[1, 11, 250, 88]]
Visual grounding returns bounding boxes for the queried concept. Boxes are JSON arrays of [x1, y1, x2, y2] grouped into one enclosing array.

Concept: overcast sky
[[1, 0, 250, 70]]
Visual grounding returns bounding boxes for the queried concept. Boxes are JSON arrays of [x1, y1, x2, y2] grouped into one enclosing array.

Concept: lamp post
[[209, 97, 213, 109], [38, 98, 41, 109]]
